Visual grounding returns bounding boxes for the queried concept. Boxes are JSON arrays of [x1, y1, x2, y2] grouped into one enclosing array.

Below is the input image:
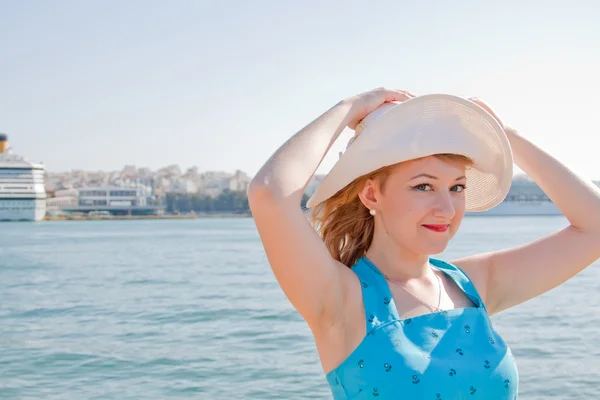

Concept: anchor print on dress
[[383, 363, 392, 372], [383, 297, 390, 305], [372, 388, 379, 397], [484, 360, 490, 369], [470, 386, 477, 395], [412, 375, 420, 384], [449, 368, 456, 376]]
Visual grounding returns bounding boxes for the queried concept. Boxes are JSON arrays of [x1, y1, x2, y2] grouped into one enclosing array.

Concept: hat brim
[[306, 94, 513, 212]]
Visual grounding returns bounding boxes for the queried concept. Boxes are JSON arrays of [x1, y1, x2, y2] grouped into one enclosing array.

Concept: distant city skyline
[[2, 2, 600, 181], [43, 160, 600, 187]]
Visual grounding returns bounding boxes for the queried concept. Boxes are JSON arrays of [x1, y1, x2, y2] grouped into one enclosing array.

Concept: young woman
[[247, 87, 600, 399]]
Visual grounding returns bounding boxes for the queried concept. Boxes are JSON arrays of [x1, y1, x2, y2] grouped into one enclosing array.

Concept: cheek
[[453, 197, 466, 217], [382, 194, 435, 225], [450, 199, 466, 234], [382, 206, 423, 238], [383, 195, 415, 218]]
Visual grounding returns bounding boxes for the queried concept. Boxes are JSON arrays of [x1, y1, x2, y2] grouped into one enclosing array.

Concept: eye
[[412, 183, 467, 192], [412, 183, 432, 192]]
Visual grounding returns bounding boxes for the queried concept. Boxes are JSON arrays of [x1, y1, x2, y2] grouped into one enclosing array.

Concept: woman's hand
[[344, 87, 416, 129], [468, 97, 517, 134]]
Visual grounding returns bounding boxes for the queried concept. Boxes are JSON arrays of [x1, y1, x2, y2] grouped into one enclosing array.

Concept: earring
[[369, 209, 376, 216]]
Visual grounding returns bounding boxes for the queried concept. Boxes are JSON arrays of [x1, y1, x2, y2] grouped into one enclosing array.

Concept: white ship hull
[[0, 198, 46, 221], [0, 140, 47, 222]]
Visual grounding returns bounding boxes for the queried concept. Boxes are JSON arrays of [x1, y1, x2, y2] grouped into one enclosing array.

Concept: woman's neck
[[365, 237, 433, 281]]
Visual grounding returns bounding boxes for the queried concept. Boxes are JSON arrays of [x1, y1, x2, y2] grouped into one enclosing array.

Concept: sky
[[1, 0, 599, 180]]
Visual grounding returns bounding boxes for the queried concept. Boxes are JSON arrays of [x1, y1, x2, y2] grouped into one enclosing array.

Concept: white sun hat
[[306, 94, 514, 212]]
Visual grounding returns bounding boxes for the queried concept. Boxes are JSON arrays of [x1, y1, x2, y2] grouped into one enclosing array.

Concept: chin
[[417, 241, 450, 256]]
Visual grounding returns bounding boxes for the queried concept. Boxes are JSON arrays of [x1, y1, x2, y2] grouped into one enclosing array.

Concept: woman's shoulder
[[430, 257, 475, 289], [431, 256, 489, 309], [429, 257, 463, 272]]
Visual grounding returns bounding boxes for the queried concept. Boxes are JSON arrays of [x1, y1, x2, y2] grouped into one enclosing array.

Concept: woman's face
[[364, 156, 468, 256]]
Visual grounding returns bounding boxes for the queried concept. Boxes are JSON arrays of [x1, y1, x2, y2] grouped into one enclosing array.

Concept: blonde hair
[[309, 154, 473, 267]]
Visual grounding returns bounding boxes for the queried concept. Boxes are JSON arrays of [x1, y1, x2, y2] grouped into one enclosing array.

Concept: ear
[[357, 178, 381, 211]]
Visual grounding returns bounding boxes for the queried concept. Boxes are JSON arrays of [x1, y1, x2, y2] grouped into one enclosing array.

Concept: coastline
[[44, 213, 252, 221]]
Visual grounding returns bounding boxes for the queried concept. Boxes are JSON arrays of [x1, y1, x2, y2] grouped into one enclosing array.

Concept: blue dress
[[325, 257, 519, 399]]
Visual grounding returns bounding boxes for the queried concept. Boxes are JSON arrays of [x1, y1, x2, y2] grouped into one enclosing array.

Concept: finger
[[469, 97, 493, 110], [392, 89, 416, 98], [470, 98, 492, 112], [469, 98, 504, 126], [399, 89, 417, 98], [382, 89, 414, 102], [468, 97, 487, 110]]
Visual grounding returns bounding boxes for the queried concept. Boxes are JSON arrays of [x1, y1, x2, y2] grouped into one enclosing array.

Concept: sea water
[[1, 216, 599, 399]]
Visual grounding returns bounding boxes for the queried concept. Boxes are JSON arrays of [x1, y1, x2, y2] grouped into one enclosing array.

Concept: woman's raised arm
[[247, 88, 414, 326]]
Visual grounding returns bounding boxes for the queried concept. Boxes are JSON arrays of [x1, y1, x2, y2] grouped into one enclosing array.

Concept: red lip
[[422, 224, 450, 232]]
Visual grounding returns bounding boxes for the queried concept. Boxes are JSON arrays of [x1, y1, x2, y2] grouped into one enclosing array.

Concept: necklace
[[383, 269, 443, 312]]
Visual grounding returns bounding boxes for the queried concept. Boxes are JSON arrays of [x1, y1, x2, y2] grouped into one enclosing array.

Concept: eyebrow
[[409, 173, 466, 181]]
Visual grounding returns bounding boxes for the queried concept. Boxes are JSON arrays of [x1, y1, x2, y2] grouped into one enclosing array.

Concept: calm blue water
[[1, 217, 599, 399]]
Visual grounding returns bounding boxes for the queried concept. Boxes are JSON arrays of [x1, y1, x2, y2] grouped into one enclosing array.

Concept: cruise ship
[[0, 134, 47, 221]]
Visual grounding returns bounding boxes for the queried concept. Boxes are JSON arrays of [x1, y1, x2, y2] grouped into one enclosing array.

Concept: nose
[[432, 192, 456, 220]]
